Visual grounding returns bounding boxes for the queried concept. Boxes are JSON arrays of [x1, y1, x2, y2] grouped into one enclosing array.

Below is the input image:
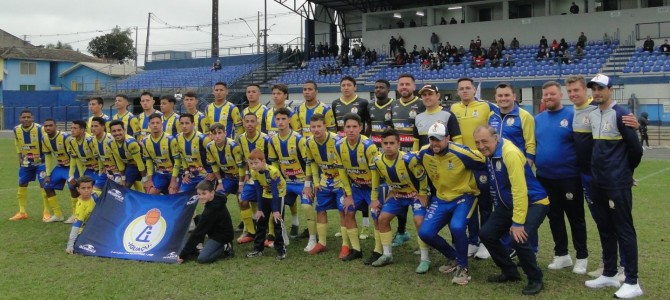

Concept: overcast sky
[[2, 0, 302, 64]]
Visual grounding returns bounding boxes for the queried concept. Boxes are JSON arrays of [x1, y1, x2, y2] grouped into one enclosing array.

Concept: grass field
[[0, 138, 668, 299]]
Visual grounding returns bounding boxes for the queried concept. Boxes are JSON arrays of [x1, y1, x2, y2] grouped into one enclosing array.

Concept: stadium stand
[[622, 47, 670, 74], [110, 64, 259, 91], [274, 54, 387, 84]]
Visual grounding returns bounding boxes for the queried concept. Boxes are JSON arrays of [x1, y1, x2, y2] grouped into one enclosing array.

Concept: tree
[[88, 27, 136, 63], [46, 41, 73, 50]]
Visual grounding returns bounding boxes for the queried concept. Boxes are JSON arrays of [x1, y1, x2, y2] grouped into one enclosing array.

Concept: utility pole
[[144, 12, 151, 66], [134, 26, 138, 72], [257, 11, 260, 54], [264, 0, 268, 82], [212, 0, 219, 57]]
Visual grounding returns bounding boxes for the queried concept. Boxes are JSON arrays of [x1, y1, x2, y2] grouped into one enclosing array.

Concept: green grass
[[0, 138, 668, 299]]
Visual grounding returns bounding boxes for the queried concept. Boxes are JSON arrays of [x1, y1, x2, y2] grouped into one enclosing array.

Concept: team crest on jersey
[[448, 160, 454, 170], [123, 208, 167, 253], [384, 112, 392, 121], [566, 192, 574, 200], [472, 110, 478, 117], [358, 155, 366, 164], [495, 161, 502, 171], [602, 122, 611, 132], [560, 119, 569, 128], [409, 110, 417, 119], [506, 118, 515, 126], [351, 107, 358, 114], [289, 145, 297, 155], [479, 175, 488, 184], [583, 116, 590, 125], [161, 146, 168, 153]]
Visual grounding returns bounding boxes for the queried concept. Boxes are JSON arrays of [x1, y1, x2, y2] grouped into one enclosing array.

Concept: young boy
[[246, 149, 288, 260], [65, 176, 99, 254], [178, 180, 235, 264]]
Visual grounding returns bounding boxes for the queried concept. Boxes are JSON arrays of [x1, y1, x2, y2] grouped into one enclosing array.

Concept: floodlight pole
[[264, 0, 268, 82]]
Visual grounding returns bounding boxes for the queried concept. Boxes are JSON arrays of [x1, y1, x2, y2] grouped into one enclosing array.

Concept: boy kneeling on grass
[[65, 176, 99, 254], [178, 180, 235, 264], [245, 149, 288, 260]]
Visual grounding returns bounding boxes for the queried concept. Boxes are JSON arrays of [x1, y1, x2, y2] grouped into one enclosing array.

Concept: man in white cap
[[584, 74, 643, 299], [413, 84, 462, 151]]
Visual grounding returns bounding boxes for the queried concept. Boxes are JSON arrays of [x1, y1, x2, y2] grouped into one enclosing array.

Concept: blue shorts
[[153, 173, 173, 194], [285, 182, 309, 207], [382, 196, 427, 218], [43, 165, 71, 190], [370, 184, 389, 220], [342, 185, 371, 213], [124, 165, 142, 185], [179, 176, 205, 193], [240, 181, 258, 202], [19, 165, 46, 186], [315, 185, 344, 212], [82, 169, 104, 189], [219, 177, 240, 195]]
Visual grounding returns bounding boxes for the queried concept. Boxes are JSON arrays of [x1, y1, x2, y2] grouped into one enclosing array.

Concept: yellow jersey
[[371, 151, 428, 200], [92, 133, 119, 176], [450, 100, 496, 149], [142, 133, 181, 177], [268, 130, 310, 183], [250, 164, 287, 199], [206, 138, 245, 179], [162, 112, 181, 138], [295, 101, 336, 138], [177, 131, 212, 178], [335, 135, 378, 196], [67, 134, 99, 177], [112, 111, 140, 138], [14, 123, 45, 167], [243, 103, 270, 134], [87, 113, 110, 135], [110, 135, 146, 173], [306, 132, 343, 188], [417, 142, 485, 201], [136, 111, 163, 140], [265, 106, 301, 138], [42, 131, 73, 174], [205, 101, 243, 139]]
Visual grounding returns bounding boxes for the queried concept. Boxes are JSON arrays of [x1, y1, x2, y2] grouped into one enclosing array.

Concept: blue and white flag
[[74, 181, 198, 263], [475, 81, 482, 100]]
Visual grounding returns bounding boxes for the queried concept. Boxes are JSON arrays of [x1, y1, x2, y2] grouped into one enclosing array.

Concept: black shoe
[[276, 252, 287, 261], [246, 250, 263, 258], [342, 249, 363, 261], [222, 243, 234, 259], [290, 225, 299, 239], [522, 281, 544, 295], [364, 252, 382, 265], [235, 221, 244, 232], [487, 273, 522, 283], [298, 228, 310, 239]]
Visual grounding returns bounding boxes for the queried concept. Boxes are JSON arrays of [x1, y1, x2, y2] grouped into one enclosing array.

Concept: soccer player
[[176, 113, 213, 192], [392, 74, 424, 153], [488, 82, 536, 166], [89, 117, 119, 188], [236, 113, 273, 244], [242, 84, 270, 133], [413, 84, 462, 150], [205, 82, 243, 139], [177, 180, 235, 264], [67, 120, 104, 193], [332, 75, 371, 137], [415, 123, 485, 283], [182, 91, 210, 134], [206, 123, 245, 197], [450, 77, 497, 259], [534, 81, 588, 273], [142, 113, 181, 195], [268, 108, 314, 251], [371, 128, 432, 274], [266, 83, 300, 138], [65, 176, 99, 254], [245, 149, 288, 260], [108, 120, 147, 190], [160, 95, 181, 138], [136, 91, 162, 140], [584, 74, 643, 299], [41, 118, 73, 223], [295, 80, 336, 138], [368, 79, 394, 145], [305, 113, 345, 255], [475, 125, 548, 296], [87, 96, 110, 134], [335, 113, 379, 261], [112, 94, 140, 137], [10, 110, 49, 221]]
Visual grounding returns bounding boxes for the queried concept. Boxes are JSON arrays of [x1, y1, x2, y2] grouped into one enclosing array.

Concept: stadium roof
[[301, 0, 476, 13], [0, 46, 100, 63], [59, 62, 138, 78]]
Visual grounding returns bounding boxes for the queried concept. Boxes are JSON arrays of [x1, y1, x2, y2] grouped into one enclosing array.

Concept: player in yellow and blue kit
[[206, 123, 245, 196], [266, 84, 300, 138], [182, 91, 210, 134], [371, 128, 431, 273], [142, 113, 181, 195], [177, 113, 213, 192], [136, 91, 162, 140], [41, 118, 74, 223], [108, 120, 147, 190], [89, 117, 119, 188], [10, 110, 49, 221], [335, 113, 379, 261], [67, 120, 105, 192], [112, 94, 140, 137], [160, 95, 181, 138], [205, 82, 243, 139], [87, 97, 110, 134], [296, 80, 337, 138], [243, 84, 270, 133], [65, 176, 99, 254], [417, 122, 487, 284]]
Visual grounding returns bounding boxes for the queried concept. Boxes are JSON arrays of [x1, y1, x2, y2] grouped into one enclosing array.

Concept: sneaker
[[585, 275, 621, 289], [308, 243, 327, 255], [452, 266, 471, 285], [334, 231, 342, 237], [8, 212, 28, 221], [573, 258, 588, 274], [290, 225, 299, 239], [303, 239, 317, 252], [246, 250, 263, 258], [237, 232, 255, 244], [371, 254, 394, 267], [474, 245, 490, 259], [487, 273, 521, 283], [222, 243, 234, 258], [588, 262, 604, 277], [342, 249, 362, 261], [42, 212, 51, 222], [338, 246, 350, 259], [44, 215, 64, 223], [64, 215, 76, 224], [548, 254, 573, 270], [438, 259, 458, 274], [616, 267, 626, 283], [415, 260, 431, 274], [364, 252, 383, 265], [359, 227, 370, 240], [235, 221, 244, 232], [391, 232, 411, 247], [298, 229, 310, 239], [276, 253, 287, 261], [614, 283, 643, 299], [467, 244, 479, 257], [522, 281, 544, 295]]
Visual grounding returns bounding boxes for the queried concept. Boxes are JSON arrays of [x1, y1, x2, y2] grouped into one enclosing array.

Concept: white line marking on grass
[[638, 167, 670, 182]]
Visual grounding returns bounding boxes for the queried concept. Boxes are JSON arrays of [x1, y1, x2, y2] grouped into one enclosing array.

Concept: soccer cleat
[[487, 273, 522, 283], [391, 232, 411, 247], [467, 244, 479, 257], [522, 281, 544, 295], [303, 239, 317, 252], [298, 229, 310, 239], [290, 225, 299, 239], [338, 246, 350, 259], [44, 215, 64, 223], [342, 249, 363, 261], [438, 259, 458, 274], [371, 254, 394, 267], [452, 266, 471, 285], [359, 227, 370, 240], [614, 283, 643, 299], [308, 243, 327, 255], [588, 262, 604, 277], [364, 252, 382, 266], [64, 215, 76, 224], [548, 254, 573, 270], [415, 260, 431, 274], [42, 212, 52, 222], [246, 250, 263, 258], [334, 231, 342, 237], [573, 258, 588, 274], [276, 253, 287, 261], [616, 267, 626, 283], [474, 244, 490, 259], [9, 212, 28, 221], [585, 275, 621, 289], [237, 232, 255, 244]]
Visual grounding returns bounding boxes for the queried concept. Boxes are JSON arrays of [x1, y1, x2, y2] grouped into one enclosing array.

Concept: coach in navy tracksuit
[[584, 74, 643, 299]]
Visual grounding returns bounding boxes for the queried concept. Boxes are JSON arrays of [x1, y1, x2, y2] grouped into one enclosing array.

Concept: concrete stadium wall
[[144, 53, 278, 70]]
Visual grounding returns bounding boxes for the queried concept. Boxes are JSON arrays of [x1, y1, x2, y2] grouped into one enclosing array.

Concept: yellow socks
[[290, 201, 298, 216], [347, 228, 361, 251], [316, 223, 327, 246], [241, 208, 256, 235], [374, 229, 383, 254], [340, 226, 350, 247], [47, 196, 63, 218], [250, 202, 258, 215], [380, 231, 394, 256], [418, 235, 429, 250], [17, 187, 27, 213], [41, 190, 49, 215], [302, 204, 316, 235]]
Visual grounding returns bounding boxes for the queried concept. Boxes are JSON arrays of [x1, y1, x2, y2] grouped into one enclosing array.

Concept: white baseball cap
[[427, 122, 448, 140], [586, 74, 612, 88]]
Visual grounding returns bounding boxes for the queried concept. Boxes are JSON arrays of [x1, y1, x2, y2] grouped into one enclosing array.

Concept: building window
[[19, 85, 36, 91], [20, 62, 37, 75]]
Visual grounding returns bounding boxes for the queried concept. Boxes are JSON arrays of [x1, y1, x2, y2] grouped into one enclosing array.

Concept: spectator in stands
[[409, 19, 417, 27], [440, 17, 447, 25], [661, 39, 670, 55], [450, 17, 458, 24], [540, 36, 548, 48], [390, 36, 398, 57], [603, 33, 612, 46], [577, 32, 587, 48], [365, 50, 374, 66], [317, 42, 323, 58], [570, 2, 579, 14], [575, 45, 585, 59], [299, 60, 308, 69], [458, 45, 466, 57], [498, 38, 505, 50], [511, 37, 520, 50], [421, 58, 430, 71], [431, 32, 440, 52], [309, 42, 316, 59], [397, 19, 405, 28], [394, 52, 406, 66], [559, 38, 569, 51], [469, 40, 477, 52], [476, 36, 482, 47], [551, 40, 559, 52], [503, 53, 515, 67], [643, 36, 655, 52], [461, 19, 465, 23], [330, 43, 338, 57], [323, 43, 330, 57], [562, 50, 572, 65], [211, 59, 222, 72], [397, 35, 405, 48], [473, 55, 485, 68], [536, 48, 549, 61]]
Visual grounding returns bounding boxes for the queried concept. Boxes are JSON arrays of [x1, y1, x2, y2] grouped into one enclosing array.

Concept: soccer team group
[[10, 72, 644, 297]]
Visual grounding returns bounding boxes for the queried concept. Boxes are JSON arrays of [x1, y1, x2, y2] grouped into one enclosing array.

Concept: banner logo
[[123, 208, 167, 253]]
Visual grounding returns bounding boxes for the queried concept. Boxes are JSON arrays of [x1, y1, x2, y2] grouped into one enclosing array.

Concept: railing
[[635, 21, 670, 40]]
